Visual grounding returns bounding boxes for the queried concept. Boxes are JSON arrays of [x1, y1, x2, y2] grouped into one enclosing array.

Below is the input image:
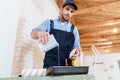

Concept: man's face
[[60, 5, 75, 21]]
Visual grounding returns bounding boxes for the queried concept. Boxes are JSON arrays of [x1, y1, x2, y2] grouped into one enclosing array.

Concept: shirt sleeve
[[32, 19, 50, 32], [73, 26, 81, 48]]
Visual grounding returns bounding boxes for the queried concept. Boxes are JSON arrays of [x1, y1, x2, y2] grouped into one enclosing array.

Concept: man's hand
[[69, 48, 80, 60], [38, 31, 50, 44]]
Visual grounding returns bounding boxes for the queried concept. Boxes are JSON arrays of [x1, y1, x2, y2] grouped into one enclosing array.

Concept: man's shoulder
[[41, 18, 58, 25], [41, 19, 51, 25]]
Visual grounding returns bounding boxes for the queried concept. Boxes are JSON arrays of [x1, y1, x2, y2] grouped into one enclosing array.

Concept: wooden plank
[[74, 0, 120, 15], [55, 0, 65, 8], [77, 18, 120, 30], [79, 27, 120, 37]]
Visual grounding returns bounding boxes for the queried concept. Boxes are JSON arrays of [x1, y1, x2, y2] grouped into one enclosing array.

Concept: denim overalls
[[43, 20, 75, 68]]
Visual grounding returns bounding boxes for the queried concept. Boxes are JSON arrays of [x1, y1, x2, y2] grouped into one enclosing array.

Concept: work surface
[[0, 74, 94, 80]]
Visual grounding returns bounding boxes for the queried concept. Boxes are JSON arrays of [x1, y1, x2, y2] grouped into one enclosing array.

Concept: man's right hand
[[38, 31, 50, 44]]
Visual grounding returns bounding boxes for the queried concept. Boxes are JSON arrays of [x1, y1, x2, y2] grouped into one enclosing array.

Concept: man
[[31, 0, 81, 68]]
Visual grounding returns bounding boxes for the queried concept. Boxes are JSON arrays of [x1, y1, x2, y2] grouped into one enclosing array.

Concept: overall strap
[[70, 25, 74, 32], [50, 20, 54, 29]]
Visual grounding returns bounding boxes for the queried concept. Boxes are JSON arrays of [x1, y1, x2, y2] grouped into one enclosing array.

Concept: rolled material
[[21, 69, 46, 77]]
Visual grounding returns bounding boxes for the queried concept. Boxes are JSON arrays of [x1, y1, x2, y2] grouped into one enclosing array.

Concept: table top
[[0, 74, 94, 80]]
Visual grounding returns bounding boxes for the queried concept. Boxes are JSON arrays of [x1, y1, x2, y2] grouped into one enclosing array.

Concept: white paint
[[0, 0, 21, 77], [43, 0, 59, 19], [0, 0, 58, 78], [80, 51, 84, 66], [85, 53, 120, 80]]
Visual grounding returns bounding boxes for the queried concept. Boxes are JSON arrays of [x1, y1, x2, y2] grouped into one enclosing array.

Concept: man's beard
[[62, 14, 70, 21]]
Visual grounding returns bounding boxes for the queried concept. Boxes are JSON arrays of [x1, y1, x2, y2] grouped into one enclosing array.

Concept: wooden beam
[[74, 0, 120, 15], [55, 0, 65, 8], [81, 37, 120, 43], [81, 33, 120, 40], [82, 46, 120, 56], [77, 18, 120, 30], [81, 40, 120, 46], [80, 27, 120, 37]]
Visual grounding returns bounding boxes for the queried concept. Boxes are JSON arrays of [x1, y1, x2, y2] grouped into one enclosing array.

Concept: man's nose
[[68, 10, 71, 14]]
